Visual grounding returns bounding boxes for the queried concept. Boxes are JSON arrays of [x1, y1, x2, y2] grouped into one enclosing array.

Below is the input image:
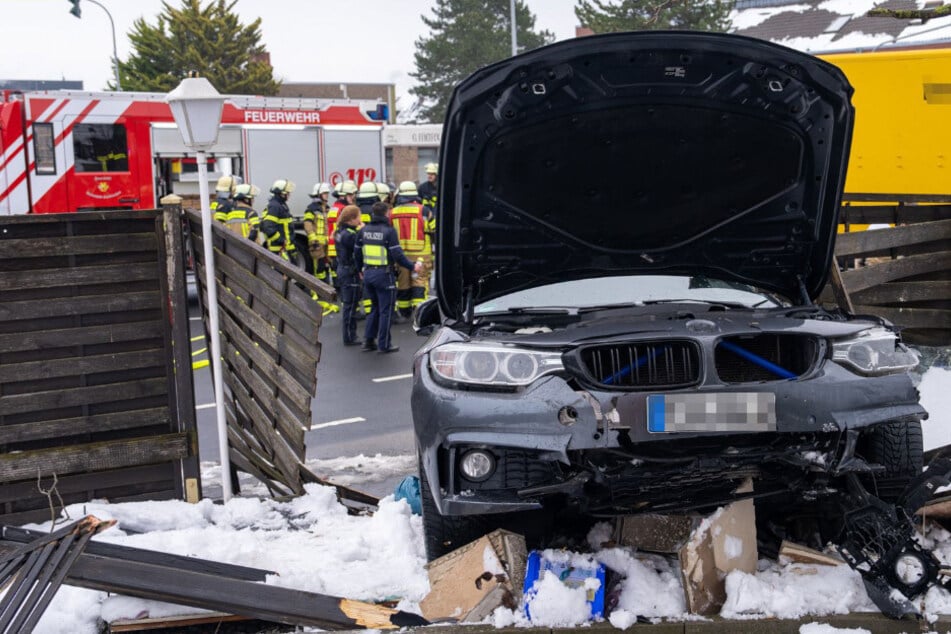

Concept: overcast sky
[[1, 0, 580, 108]]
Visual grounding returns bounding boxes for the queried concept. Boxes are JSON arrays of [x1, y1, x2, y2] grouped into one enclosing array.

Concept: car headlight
[[831, 327, 919, 376], [429, 343, 564, 387]]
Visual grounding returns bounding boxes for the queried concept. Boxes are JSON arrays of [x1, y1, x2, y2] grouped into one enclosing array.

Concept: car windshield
[[474, 275, 782, 315]]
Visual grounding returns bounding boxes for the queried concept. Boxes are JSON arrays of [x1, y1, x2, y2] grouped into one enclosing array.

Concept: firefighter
[[390, 181, 430, 321], [228, 183, 261, 242], [354, 182, 381, 317], [260, 179, 298, 265], [333, 205, 364, 346], [418, 162, 438, 265], [304, 182, 337, 314], [212, 175, 240, 223], [326, 180, 357, 264], [355, 201, 422, 353]]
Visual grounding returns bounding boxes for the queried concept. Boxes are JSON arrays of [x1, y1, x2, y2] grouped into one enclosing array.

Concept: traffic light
[[68, 0, 81, 18]]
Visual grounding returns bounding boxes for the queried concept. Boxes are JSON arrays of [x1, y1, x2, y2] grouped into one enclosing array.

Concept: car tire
[[864, 420, 924, 502], [418, 458, 495, 561]]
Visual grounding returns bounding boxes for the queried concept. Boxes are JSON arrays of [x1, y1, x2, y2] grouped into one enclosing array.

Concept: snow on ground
[[14, 363, 951, 633]]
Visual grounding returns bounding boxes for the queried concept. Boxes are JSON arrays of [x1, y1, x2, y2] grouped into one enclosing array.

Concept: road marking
[[196, 402, 216, 410], [190, 316, 203, 322], [308, 417, 366, 431], [372, 373, 413, 383]]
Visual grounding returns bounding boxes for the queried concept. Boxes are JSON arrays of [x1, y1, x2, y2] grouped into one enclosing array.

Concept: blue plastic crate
[[522, 550, 605, 620]]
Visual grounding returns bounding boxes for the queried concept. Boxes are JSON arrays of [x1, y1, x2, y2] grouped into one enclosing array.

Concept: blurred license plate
[[647, 393, 776, 433]]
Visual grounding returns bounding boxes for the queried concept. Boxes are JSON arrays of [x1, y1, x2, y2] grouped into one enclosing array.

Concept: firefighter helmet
[[311, 182, 332, 197], [234, 183, 260, 201], [338, 180, 358, 196], [376, 182, 390, 201], [215, 175, 240, 194], [357, 181, 379, 199], [397, 181, 418, 197], [424, 162, 438, 175], [270, 179, 296, 196]]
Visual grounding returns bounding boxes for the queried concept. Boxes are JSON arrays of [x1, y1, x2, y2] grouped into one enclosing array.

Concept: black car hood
[[436, 31, 854, 322]]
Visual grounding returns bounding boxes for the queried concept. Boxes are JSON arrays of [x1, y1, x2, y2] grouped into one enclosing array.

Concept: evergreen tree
[[575, 0, 733, 33], [410, 0, 554, 123], [117, 0, 279, 95]]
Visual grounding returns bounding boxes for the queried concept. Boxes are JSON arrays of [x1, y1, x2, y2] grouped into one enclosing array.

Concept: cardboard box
[[678, 497, 758, 615], [419, 529, 527, 622], [614, 513, 701, 553]]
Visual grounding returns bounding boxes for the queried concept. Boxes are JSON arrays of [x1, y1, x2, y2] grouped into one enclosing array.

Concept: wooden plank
[[828, 263, 854, 313], [218, 308, 313, 412], [0, 321, 164, 355], [778, 540, 843, 566], [186, 209, 335, 299], [839, 252, 951, 293], [851, 281, 951, 305], [834, 218, 951, 257], [842, 194, 951, 204], [108, 611, 265, 632], [227, 425, 294, 497], [851, 305, 951, 330], [202, 252, 319, 344], [0, 377, 168, 417], [221, 339, 310, 427], [222, 352, 306, 458], [0, 407, 169, 444], [0, 233, 157, 260], [0, 292, 160, 323], [837, 205, 951, 225], [0, 210, 160, 226], [0, 349, 165, 384], [0, 262, 158, 292], [0, 433, 189, 482]]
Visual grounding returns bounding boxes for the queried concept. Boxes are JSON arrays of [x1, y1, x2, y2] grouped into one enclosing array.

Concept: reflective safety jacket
[[260, 196, 296, 254], [226, 203, 260, 241], [390, 199, 427, 254], [303, 200, 328, 247], [212, 195, 232, 224], [355, 218, 416, 271], [326, 200, 347, 257], [418, 181, 437, 215]]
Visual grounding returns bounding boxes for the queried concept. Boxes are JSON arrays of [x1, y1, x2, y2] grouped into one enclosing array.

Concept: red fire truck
[[0, 89, 388, 215]]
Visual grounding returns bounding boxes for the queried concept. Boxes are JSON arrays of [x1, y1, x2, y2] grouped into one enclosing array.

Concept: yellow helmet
[[270, 179, 296, 195], [398, 181, 418, 197], [215, 175, 239, 194], [234, 183, 260, 201], [357, 181, 379, 199], [424, 162, 438, 175]]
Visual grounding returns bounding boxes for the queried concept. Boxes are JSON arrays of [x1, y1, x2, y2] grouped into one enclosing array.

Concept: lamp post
[[68, 0, 121, 91], [166, 77, 232, 501], [510, 0, 518, 56]]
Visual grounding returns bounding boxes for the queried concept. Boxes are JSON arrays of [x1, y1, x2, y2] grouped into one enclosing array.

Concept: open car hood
[[435, 31, 854, 322]]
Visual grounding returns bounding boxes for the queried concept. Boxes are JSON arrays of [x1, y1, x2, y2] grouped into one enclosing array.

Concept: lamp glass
[[166, 77, 225, 151]]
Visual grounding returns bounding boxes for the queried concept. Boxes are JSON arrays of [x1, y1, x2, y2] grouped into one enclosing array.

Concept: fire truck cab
[[0, 90, 388, 215]]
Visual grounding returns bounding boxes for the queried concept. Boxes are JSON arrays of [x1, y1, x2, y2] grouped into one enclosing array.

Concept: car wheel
[[418, 458, 495, 561], [864, 420, 924, 502]]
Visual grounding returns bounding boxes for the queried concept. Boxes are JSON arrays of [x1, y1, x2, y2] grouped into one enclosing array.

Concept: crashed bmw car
[[411, 31, 926, 561]]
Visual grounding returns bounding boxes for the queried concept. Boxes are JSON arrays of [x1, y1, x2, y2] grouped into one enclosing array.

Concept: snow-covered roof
[[729, 0, 951, 53]]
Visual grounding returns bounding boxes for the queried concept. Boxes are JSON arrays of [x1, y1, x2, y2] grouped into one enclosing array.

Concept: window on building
[[417, 148, 438, 182], [385, 148, 394, 183], [73, 124, 129, 173]]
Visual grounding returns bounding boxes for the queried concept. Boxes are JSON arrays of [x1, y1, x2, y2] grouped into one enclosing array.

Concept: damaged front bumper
[[412, 357, 926, 517]]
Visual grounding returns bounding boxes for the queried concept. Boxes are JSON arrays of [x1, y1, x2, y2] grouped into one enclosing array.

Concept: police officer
[[355, 201, 421, 353], [333, 205, 363, 346], [212, 175, 240, 224], [260, 179, 298, 265], [228, 183, 261, 242], [390, 181, 429, 321], [354, 182, 381, 317]]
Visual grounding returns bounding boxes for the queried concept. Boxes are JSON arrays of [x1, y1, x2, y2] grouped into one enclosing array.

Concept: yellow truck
[[819, 46, 951, 196]]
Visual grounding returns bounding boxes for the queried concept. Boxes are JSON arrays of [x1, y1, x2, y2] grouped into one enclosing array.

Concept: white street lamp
[[166, 77, 233, 501]]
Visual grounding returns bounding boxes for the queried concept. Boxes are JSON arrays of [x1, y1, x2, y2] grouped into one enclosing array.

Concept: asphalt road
[[189, 302, 424, 497]]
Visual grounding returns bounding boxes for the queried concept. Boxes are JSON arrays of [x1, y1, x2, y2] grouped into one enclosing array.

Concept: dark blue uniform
[[355, 216, 415, 352], [334, 222, 361, 345]]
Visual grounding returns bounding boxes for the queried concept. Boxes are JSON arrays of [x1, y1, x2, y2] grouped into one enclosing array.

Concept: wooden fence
[[823, 194, 951, 346], [183, 208, 352, 498], [0, 210, 200, 525]]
